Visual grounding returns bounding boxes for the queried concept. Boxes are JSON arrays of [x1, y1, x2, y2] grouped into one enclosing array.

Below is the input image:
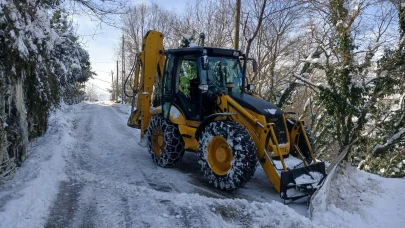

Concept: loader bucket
[[280, 162, 326, 201]]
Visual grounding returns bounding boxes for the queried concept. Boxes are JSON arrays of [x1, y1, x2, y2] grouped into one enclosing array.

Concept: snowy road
[[1, 102, 404, 228], [0, 102, 313, 228]]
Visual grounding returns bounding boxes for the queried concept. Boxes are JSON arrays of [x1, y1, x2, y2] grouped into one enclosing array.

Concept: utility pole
[[234, 0, 241, 50], [116, 60, 119, 102], [111, 70, 115, 100], [122, 35, 125, 104]]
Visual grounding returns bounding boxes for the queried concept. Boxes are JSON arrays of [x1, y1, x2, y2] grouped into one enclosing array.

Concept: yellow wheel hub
[[207, 136, 233, 176], [152, 129, 164, 157]]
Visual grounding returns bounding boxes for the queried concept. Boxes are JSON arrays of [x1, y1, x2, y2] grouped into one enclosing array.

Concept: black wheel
[[147, 114, 184, 167], [198, 121, 257, 190], [286, 118, 315, 163]]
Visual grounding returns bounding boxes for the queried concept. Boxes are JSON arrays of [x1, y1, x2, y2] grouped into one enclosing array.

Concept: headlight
[[198, 84, 209, 92], [246, 84, 255, 91]]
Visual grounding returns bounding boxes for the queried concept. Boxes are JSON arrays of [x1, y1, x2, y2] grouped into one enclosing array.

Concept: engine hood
[[229, 92, 283, 122]]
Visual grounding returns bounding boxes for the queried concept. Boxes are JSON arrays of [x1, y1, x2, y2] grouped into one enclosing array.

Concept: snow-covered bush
[[0, 0, 92, 136], [0, 0, 92, 178]]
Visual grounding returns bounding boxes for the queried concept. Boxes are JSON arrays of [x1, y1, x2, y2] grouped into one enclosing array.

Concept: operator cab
[[162, 47, 244, 122]]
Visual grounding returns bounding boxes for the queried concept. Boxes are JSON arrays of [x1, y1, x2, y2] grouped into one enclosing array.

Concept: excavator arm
[[127, 31, 165, 140]]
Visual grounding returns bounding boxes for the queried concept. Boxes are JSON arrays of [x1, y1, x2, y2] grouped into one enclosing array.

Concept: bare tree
[[116, 0, 405, 176], [85, 83, 98, 101], [65, 0, 126, 26]]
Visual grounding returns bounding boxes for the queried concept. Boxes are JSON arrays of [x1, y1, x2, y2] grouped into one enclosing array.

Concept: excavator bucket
[[280, 162, 326, 201]]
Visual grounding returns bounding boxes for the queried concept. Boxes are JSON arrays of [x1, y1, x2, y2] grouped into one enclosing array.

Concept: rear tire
[[198, 121, 257, 190], [147, 114, 184, 167]]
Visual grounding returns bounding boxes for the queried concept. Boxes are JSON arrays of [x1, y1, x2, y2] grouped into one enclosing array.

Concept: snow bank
[[0, 103, 83, 228], [311, 164, 405, 228], [111, 102, 132, 115]]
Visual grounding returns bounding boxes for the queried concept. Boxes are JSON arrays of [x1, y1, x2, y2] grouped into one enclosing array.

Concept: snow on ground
[[0, 101, 404, 228], [311, 164, 405, 228], [0, 103, 78, 227]]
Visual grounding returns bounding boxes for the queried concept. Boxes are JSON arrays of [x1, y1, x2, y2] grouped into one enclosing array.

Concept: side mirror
[[198, 84, 208, 93], [201, 55, 209, 70], [252, 60, 258, 73], [246, 84, 255, 92], [226, 82, 235, 93]]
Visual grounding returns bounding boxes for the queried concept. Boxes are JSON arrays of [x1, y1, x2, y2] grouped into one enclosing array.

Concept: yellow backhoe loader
[[127, 30, 326, 201]]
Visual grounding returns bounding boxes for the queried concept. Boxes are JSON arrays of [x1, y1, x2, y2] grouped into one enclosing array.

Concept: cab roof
[[165, 46, 242, 57]]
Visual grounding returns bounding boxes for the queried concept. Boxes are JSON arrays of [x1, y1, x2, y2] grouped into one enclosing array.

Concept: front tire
[[198, 121, 257, 190], [147, 115, 184, 167]]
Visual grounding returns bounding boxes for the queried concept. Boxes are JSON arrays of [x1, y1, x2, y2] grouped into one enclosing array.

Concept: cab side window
[[179, 58, 198, 99], [163, 54, 176, 97]]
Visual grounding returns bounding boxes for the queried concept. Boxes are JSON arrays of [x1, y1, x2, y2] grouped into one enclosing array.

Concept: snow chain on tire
[[147, 114, 184, 167], [198, 121, 257, 190]]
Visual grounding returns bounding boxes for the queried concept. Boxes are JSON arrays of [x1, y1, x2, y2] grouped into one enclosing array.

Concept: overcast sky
[[74, 0, 191, 99]]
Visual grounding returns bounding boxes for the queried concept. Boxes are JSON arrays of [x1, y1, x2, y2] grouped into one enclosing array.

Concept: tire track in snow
[[44, 181, 84, 228], [45, 103, 190, 227]]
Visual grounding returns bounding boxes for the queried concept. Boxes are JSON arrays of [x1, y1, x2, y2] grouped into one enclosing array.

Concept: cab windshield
[[200, 56, 243, 93]]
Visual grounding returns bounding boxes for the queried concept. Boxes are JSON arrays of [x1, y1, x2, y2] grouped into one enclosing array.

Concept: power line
[[87, 82, 110, 92], [94, 70, 112, 73], [77, 31, 104, 36], [92, 77, 112, 84], [92, 61, 117, 64]]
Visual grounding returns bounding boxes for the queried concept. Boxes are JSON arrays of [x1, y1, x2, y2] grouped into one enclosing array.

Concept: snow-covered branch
[[293, 74, 320, 92], [372, 128, 405, 156]]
